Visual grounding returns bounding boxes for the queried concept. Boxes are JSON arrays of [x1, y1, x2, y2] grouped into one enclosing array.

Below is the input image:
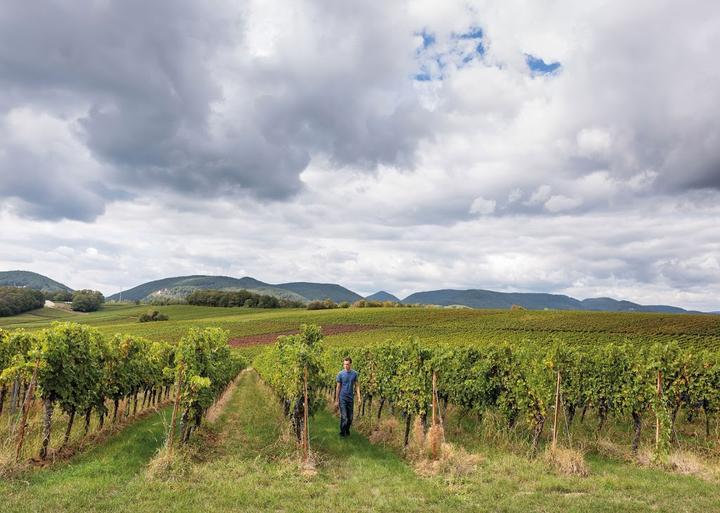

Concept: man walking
[[334, 357, 360, 437]]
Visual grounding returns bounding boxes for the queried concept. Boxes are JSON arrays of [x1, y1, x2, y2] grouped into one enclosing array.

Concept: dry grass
[[592, 437, 632, 462], [414, 442, 483, 478], [299, 450, 319, 477], [145, 446, 194, 481], [543, 447, 590, 477], [368, 418, 400, 446], [631, 447, 719, 481], [634, 447, 659, 467], [668, 450, 704, 475], [412, 419, 482, 479], [407, 417, 426, 458]]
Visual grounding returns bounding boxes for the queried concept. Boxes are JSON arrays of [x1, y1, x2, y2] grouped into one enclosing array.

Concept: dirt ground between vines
[[228, 324, 378, 347]]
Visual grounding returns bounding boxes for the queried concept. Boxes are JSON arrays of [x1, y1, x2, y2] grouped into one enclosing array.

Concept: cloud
[[544, 195, 582, 213], [2, 192, 719, 310], [2, 0, 720, 223], [576, 128, 612, 156], [0, 107, 113, 221], [469, 196, 496, 215], [0, 0, 434, 220], [1, 1, 720, 310]]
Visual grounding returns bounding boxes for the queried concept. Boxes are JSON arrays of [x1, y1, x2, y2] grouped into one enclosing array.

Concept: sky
[[1, 0, 719, 310]]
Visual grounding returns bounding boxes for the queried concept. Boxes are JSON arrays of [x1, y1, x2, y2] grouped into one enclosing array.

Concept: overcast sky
[[1, 0, 719, 310]]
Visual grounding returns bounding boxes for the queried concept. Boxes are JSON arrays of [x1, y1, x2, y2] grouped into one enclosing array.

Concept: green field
[[3, 304, 719, 347], [1, 305, 719, 512]]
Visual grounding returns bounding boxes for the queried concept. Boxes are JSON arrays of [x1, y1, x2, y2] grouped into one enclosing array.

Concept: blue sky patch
[[526, 54, 561, 75], [413, 26, 487, 81], [420, 30, 435, 49], [457, 27, 483, 39]]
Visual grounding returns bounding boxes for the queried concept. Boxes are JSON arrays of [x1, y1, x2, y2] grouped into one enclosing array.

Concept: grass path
[[178, 369, 469, 512], [1, 370, 719, 512]]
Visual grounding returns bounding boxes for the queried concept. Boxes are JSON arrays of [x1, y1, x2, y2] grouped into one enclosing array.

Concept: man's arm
[[334, 382, 341, 408], [355, 375, 361, 403]]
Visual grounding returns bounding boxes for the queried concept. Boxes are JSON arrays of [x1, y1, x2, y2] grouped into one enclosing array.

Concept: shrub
[[138, 310, 169, 323], [306, 299, 337, 310]]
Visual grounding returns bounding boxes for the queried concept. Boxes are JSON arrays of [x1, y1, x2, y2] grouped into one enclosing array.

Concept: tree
[[71, 290, 105, 312]]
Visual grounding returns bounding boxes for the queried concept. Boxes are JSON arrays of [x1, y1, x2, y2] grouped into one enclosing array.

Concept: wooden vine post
[[167, 363, 184, 453], [302, 365, 310, 463], [655, 369, 662, 450], [432, 371, 437, 428], [15, 359, 40, 462], [431, 371, 439, 459], [552, 370, 561, 452]]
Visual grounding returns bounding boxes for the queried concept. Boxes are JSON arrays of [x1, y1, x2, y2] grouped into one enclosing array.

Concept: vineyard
[[0, 322, 244, 465], [1, 306, 720, 512]]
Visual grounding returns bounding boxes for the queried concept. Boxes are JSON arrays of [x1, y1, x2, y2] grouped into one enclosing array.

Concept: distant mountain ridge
[[108, 274, 697, 313], [0, 270, 73, 293], [5, 269, 703, 313], [401, 289, 691, 313]]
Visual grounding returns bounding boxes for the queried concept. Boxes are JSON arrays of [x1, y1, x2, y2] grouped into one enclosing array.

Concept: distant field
[[2, 304, 719, 350]]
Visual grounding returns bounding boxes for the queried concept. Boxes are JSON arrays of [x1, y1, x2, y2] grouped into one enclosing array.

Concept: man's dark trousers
[[339, 397, 354, 436]]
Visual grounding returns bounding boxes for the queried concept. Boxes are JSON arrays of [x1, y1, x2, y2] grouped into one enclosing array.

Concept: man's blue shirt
[[336, 369, 358, 402]]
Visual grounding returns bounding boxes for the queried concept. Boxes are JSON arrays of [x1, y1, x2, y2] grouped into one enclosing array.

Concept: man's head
[[343, 357, 352, 371]]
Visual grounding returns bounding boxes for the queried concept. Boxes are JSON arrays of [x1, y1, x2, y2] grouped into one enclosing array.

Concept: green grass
[[0, 407, 171, 511], [1, 371, 718, 512]]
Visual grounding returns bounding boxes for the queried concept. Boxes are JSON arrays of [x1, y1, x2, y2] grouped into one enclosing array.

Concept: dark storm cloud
[[0, 140, 108, 221], [0, 0, 433, 221]]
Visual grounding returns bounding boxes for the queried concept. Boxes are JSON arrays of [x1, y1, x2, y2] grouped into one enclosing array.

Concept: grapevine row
[[254, 323, 720, 455], [322, 338, 720, 454], [254, 324, 325, 444], [0, 322, 245, 461]]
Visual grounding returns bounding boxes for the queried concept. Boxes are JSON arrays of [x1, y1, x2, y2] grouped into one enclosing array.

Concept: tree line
[[0, 287, 45, 317], [186, 289, 304, 308]]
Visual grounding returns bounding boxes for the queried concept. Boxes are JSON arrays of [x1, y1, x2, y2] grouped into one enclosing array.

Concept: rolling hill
[[276, 282, 363, 303], [365, 291, 401, 302], [107, 275, 307, 303], [0, 270, 73, 293], [109, 276, 365, 304]]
